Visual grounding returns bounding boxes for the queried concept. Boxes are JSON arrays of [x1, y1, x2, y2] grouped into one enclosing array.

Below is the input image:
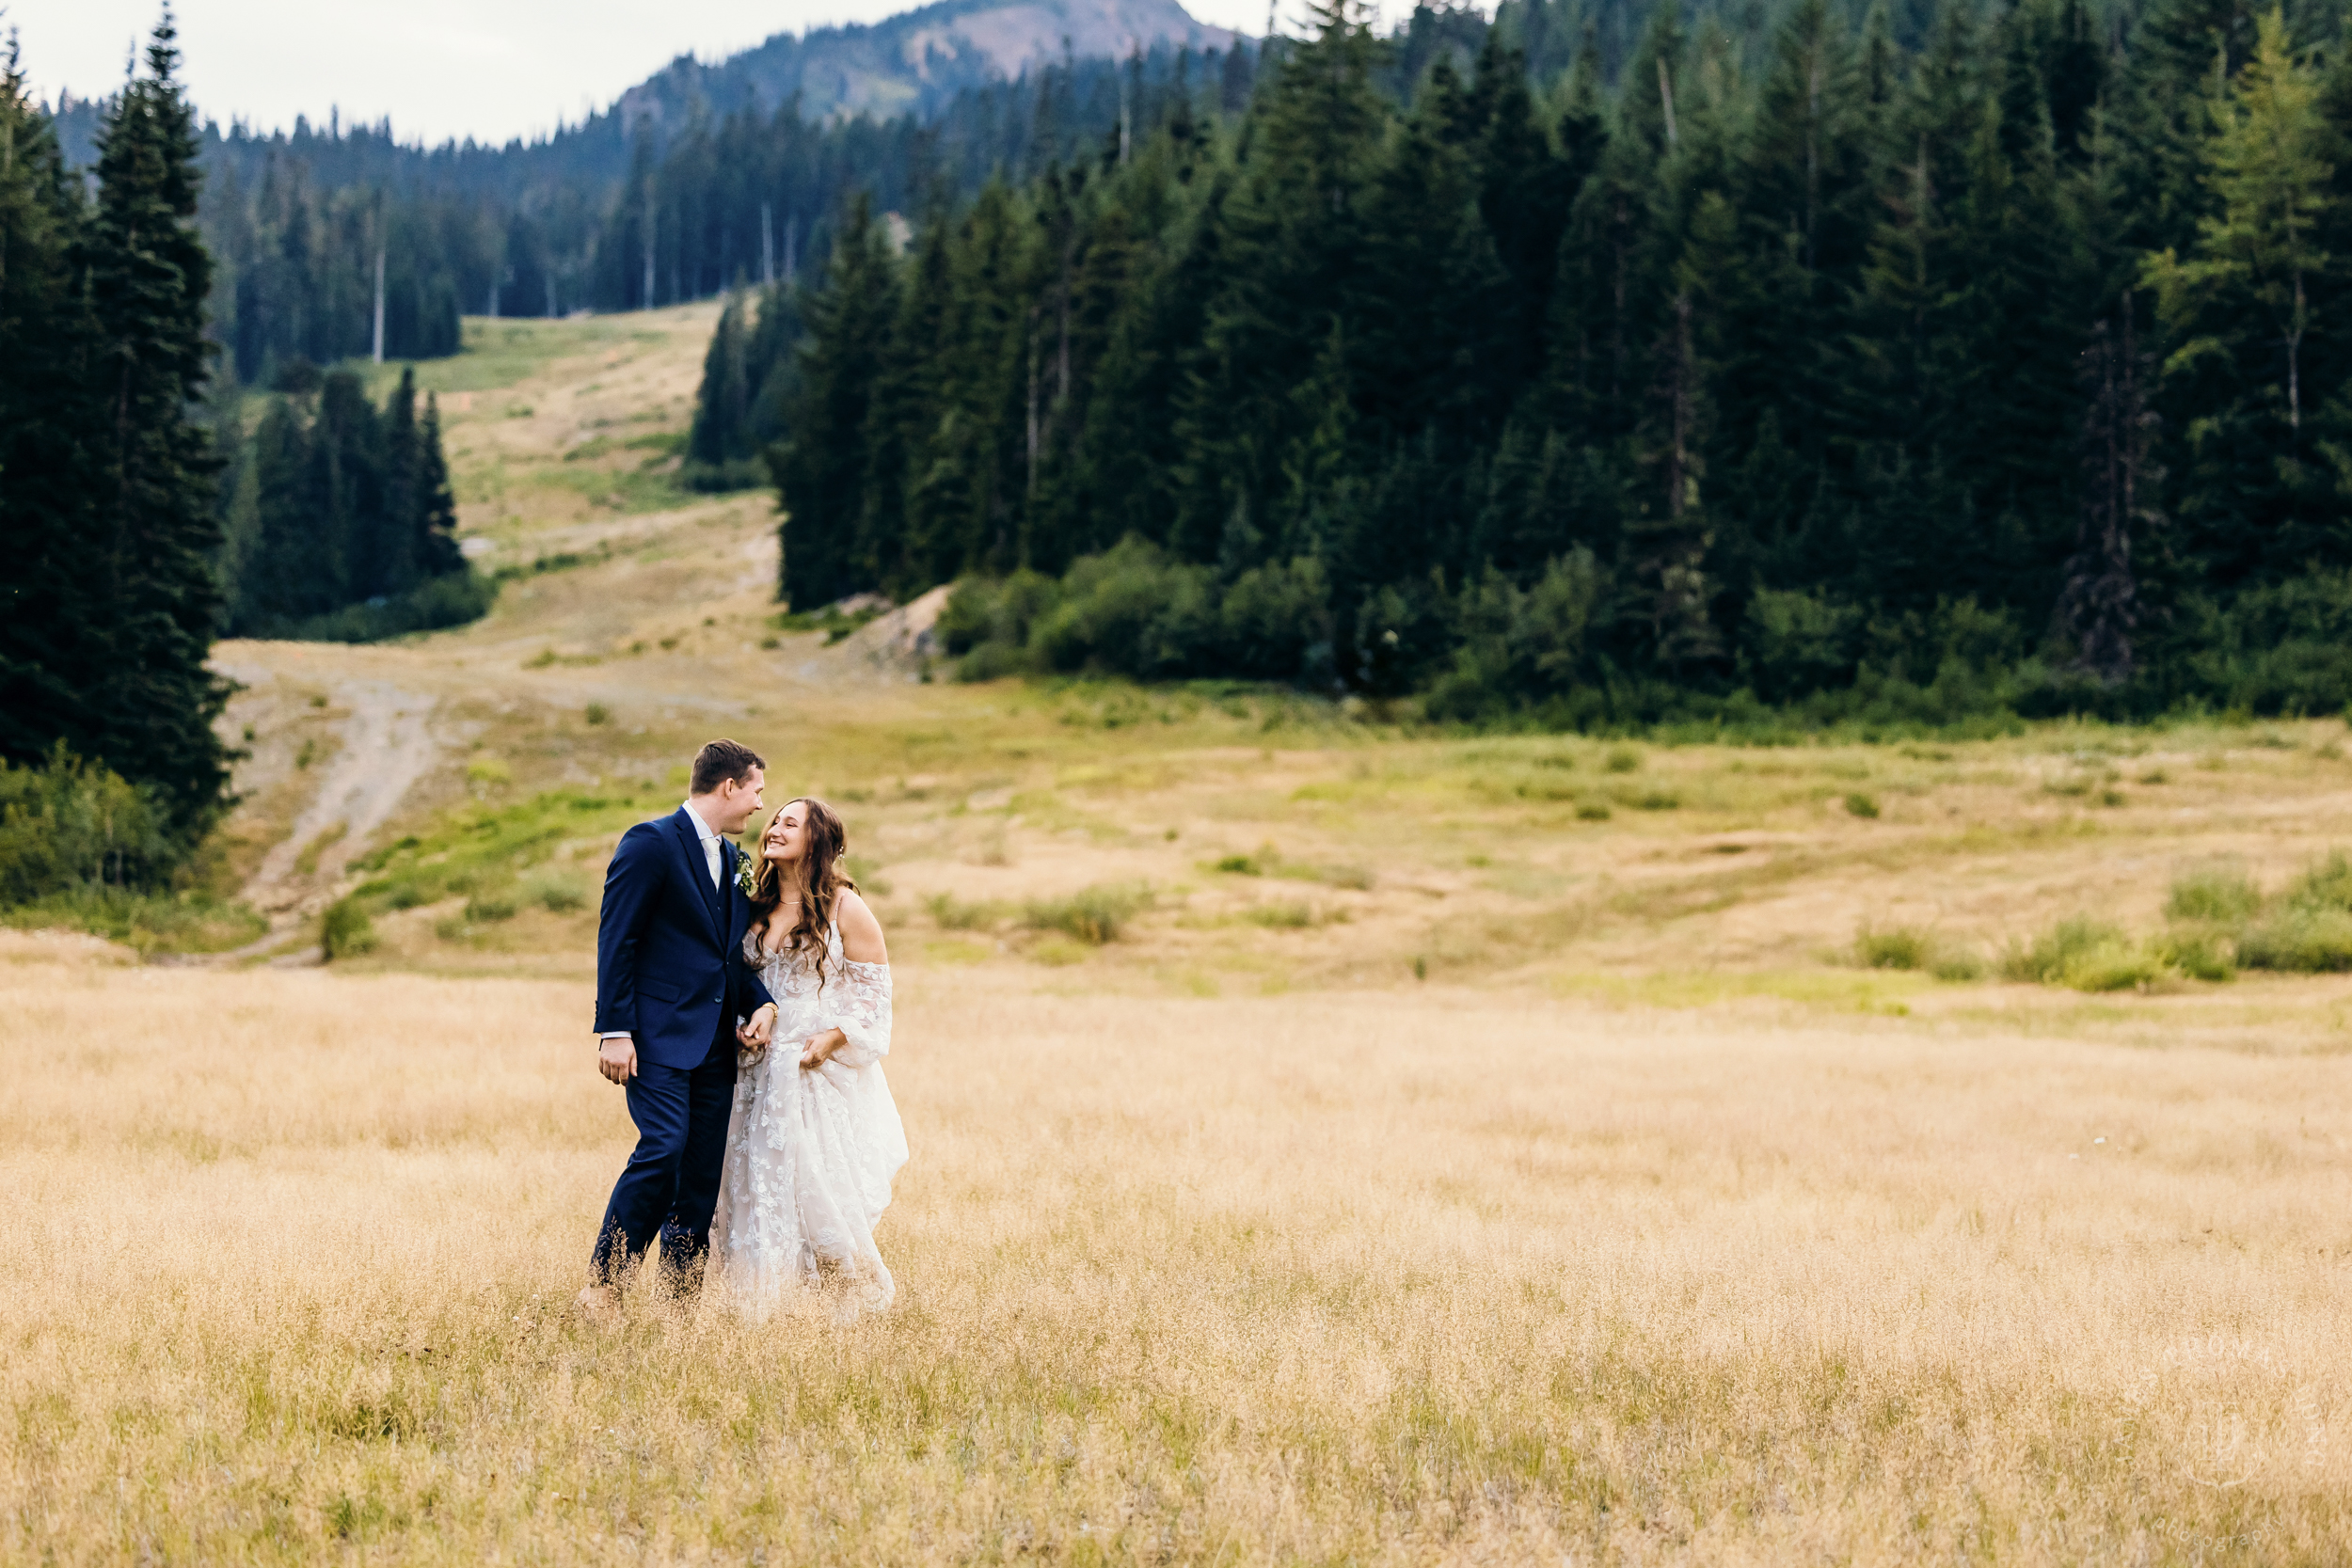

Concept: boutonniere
[[734, 847, 760, 900]]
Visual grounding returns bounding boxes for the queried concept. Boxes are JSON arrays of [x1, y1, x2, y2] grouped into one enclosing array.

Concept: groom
[[579, 738, 780, 1320]]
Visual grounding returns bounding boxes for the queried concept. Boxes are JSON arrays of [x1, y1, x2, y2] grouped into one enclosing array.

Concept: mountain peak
[[618, 0, 1242, 132]]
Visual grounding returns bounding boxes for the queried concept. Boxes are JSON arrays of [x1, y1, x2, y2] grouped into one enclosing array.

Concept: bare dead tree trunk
[[1026, 309, 1041, 501], [2288, 268, 2305, 436], [642, 182, 656, 309], [1666, 290, 1692, 518], [1657, 59, 1678, 149], [1804, 53, 1821, 272], [2054, 298, 2163, 684]]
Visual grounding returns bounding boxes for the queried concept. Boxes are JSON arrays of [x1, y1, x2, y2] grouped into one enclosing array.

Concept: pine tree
[[379, 368, 422, 594], [0, 38, 96, 770], [772, 195, 898, 608], [686, 289, 754, 481], [413, 392, 463, 579], [2143, 7, 2336, 581], [77, 11, 230, 830], [246, 397, 319, 624]]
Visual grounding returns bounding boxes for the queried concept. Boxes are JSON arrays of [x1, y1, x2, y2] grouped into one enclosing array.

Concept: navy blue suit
[[590, 807, 775, 1288]]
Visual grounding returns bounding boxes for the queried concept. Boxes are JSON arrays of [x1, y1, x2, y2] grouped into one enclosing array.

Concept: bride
[[709, 797, 906, 1315]]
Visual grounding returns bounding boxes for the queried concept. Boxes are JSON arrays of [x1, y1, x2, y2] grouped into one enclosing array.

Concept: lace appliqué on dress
[[708, 923, 907, 1319]]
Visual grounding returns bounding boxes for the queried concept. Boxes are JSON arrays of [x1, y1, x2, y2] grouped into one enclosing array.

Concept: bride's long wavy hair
[[749, 797, 855, 990]]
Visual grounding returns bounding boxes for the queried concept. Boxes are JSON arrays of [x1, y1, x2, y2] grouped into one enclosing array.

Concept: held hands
[[736, 1004, 778, 1063]]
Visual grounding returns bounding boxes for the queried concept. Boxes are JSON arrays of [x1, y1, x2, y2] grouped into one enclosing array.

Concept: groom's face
[[710, 767, 766, 835]]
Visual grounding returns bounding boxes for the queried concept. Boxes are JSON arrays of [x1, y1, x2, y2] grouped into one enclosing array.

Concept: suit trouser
[[591, 1022, 736, 1288]]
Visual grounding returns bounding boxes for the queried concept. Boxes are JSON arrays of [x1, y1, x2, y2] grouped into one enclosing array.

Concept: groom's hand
[[738, 1004, 777, 1053], [597, 1035, 637, 1084]]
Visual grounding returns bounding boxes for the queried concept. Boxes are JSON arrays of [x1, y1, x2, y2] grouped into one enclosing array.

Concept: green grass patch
[[2001, 916, 2173, 991], [926, 893, 1001, 930], [2166, 861, 2262, 924], [321, 897, 378, 959], [771, 601, 889, 644], [2236, 909, 2352, 973], [343, 786, 669, 922], [1023, 883, 1152, 944], [1853, 922, 1984, 981], [0, 890, 265, 957]]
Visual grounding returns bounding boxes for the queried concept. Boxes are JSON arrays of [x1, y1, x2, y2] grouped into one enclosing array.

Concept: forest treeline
[[215, 366, 484, 641], [728, 0, 2352, 723], [2, 25, 235, 895], [45, 35, 1286, 388], [2, 25, 484, 914]]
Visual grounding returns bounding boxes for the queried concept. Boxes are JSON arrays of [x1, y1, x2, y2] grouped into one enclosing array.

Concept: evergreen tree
[[413, 392, 464, 579], [0, 39, 95, 770], [2144, 8, 2336, 580], [685, 289, 755, 485], [77, 12, 230, 829], [772, 196, 898, 608]]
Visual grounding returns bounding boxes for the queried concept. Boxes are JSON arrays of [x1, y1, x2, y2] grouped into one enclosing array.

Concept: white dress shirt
[[680, 798, 723, 892], [600, 802, 727, 1045]]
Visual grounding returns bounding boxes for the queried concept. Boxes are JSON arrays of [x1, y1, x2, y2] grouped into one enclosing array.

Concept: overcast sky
[[18, 0, 1278, 147]]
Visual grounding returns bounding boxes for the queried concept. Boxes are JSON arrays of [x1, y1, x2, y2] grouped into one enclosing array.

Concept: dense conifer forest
[[713, 0, 2352, 723], [2, 24, 234, 884], [215, 365, 482, 641], [46, 40, 1247, 388], [2, 24, 480, 905]]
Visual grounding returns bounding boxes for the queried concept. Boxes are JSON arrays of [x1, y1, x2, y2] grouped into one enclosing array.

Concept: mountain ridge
[[616, 0, 1243, 134]]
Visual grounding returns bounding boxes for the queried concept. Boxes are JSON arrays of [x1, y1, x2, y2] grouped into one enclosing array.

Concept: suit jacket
[[594, 807, 775, 1070]]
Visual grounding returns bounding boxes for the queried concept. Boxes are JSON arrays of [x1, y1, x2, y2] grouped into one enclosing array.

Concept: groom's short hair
[[690, 738, 766, 795]]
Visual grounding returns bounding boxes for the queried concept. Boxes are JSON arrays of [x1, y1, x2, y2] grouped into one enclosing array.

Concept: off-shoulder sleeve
[[821, 959, 892, 1068]]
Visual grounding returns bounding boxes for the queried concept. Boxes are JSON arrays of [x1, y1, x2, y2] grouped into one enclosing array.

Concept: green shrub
[[520, 867, 590, 913], [464, 893, 518, 923], [2237, 909, 2352, 972], [1245, 899, 1317, 928], [1929, 948, 1987, 982], [1023, 882, 1152, 944], [2155, 928, 2237, 982], [0, 745, 182, 903], [0, 889, 263, 956], [2002, 915, 2181, 990], [1855, 923, 1983, 980], [322, 897, 378, 959], [2166, 862, 2263, 924], [1844, 791, 1881, 819], [1212, 854, 1263, 876], [1604, 747, 1642, 773], [2284, 849, 2352, 912], [1855, 924, 1931, 970], [2061, 942, 2169, 992], [2001, 916, 2128, 985], [1575, 800, 1613, 821], [926, 892, 997, 930], [265, 568, 497, 643]]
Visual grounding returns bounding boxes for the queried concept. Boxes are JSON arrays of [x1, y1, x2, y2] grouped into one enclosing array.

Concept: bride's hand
[[800, 1027, 847, 1069], [738, 1004, 776, 1058]]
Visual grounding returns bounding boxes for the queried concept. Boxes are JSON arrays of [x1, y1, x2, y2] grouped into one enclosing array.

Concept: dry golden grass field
[[8, 308, 2352, 1563]]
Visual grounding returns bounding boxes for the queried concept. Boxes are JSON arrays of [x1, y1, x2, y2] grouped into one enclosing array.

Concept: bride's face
[[762, 801, 809, 867]]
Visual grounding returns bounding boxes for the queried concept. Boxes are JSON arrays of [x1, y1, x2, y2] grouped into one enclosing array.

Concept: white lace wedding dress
[[709, 924, 906, 1316]]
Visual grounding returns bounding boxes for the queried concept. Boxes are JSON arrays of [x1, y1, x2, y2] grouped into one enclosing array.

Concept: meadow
[[6, 947, 2347, 1563], [8, 309, 2352, 1562]]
